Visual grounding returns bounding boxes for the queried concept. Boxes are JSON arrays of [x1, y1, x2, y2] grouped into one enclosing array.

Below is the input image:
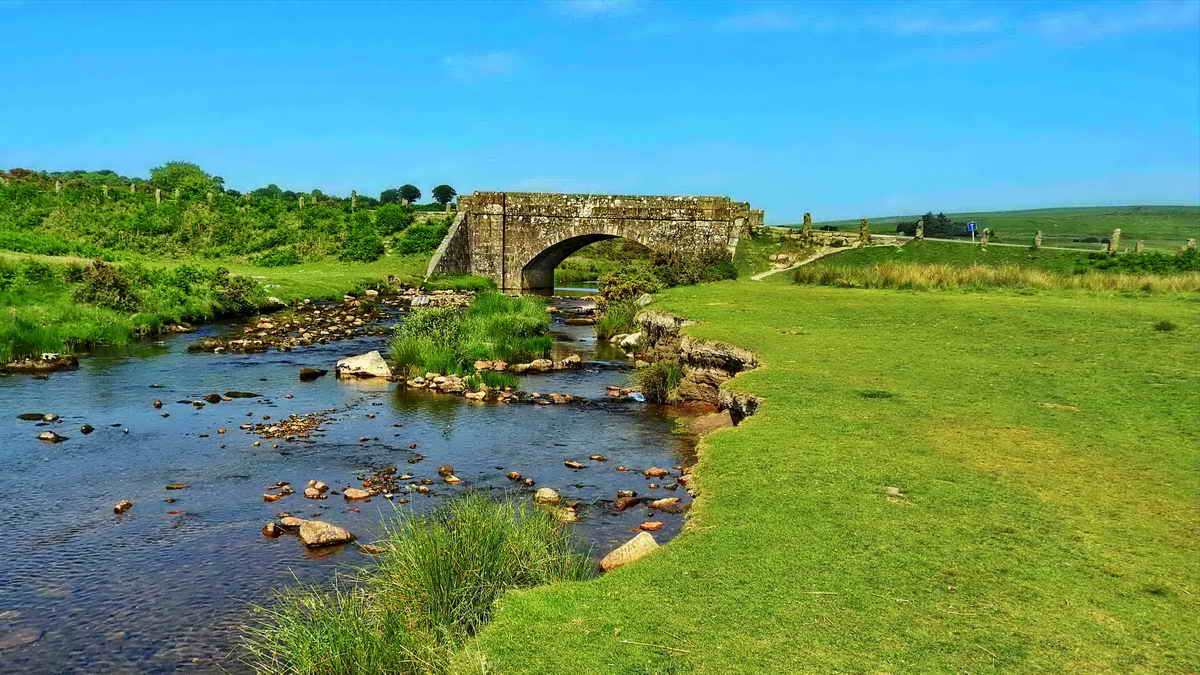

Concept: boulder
[[636, 293, 654, 307], [299, 368, 327, 381], [335, 351, 392, 378], [534, 488, 561, 505], [619, 332, 643, 350], [600, 531, 659, 571], [643, 467, 670, 478], [529, 359, 554, 372], [36, 431, 67, 443], [297, 519, 355, 548], [113, 500, 133, 514], [343, 488, 371, 499]]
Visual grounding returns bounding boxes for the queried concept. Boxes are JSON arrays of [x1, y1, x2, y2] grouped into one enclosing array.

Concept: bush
[[598, 260, 664, 307], [652, 247, 737, 287], [250, 248, 302, 267], [72, 261, 139, 311], [393, 220, 449, 255], [375, 204, 415, 236], [340, 212, 385, 262], [239, 495, 594, 675]]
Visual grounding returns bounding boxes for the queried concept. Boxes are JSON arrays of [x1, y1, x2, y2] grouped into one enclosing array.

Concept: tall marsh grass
[[389, 292, 552, 376], [239, 494, 595, 675], [795, 262, 1200, 293], [595, 300, 639, 340]]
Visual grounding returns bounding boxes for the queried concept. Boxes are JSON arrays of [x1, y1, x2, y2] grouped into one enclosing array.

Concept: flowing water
[[0, 294, 695, 673]]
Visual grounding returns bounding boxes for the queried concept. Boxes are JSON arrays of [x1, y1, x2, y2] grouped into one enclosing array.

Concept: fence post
[[980, 228, 990, 246], [1033, 230, 1042, 249], [155, 188, 161, 205], [1135, 240, 1144, 253]]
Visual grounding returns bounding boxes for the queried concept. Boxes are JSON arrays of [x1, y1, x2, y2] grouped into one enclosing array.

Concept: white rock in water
[[411, 295, 431, 306], [533, 488, 561, 505], [600, 531, 659, 571], [619, 332, 642, 350], [336, 351, 392, 378]]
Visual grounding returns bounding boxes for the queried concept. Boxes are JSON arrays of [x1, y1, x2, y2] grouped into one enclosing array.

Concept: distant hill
[[783, 206, 1199, 252]]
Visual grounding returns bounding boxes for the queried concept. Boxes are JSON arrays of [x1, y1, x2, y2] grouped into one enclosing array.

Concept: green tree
[[149, 161, 217, 198], [399, 184, 421, 204], [376, 203, 415, 235], [340, 210, 385, 262], [432, 184, 457, 205]]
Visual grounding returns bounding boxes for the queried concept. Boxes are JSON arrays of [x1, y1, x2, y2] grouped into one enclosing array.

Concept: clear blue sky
[[2, 0, 1198, 223]]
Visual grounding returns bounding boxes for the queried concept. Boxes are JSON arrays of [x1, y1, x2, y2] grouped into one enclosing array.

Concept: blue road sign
[[967, 222, 976, 231]]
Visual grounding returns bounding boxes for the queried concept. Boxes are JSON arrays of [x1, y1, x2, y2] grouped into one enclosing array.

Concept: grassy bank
[[241, 495, 594, 674], [796, 260, 1200, 293], [795, 205, 1199, 252], [461, 280, 1199, 672], [0, 251, 448, 361], [813, 238, 1096, 273]]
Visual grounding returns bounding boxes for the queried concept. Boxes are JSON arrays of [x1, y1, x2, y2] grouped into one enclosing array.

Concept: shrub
[[598, 260, 664, 307], [393, 220, 449, 255], [250, 248, 302, 267], [239, 495, 594, 675], [1154, 320, 1178, 332], [340, 212, 385, 262], [651, 247, 738, 287], [635, 358, 683, 403], [375, 204, 415, 236], [72, 261, 139, 311]]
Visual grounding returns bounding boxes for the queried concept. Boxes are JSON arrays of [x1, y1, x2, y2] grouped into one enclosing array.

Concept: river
[[0, 291, 695, 673]]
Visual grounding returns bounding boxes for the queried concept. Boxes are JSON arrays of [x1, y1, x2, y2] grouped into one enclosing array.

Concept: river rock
[[600, 531, 659, 571], [564, 317, 595, 326], [643, 467, 670, 478], [619, 332, 642, 350], [649, 497, 684, 513], [335, 351, 392, 378], [298, 519, 355, 547], [203, 393, 222, 404], [113, 500, 133, 514], [343, 488, 371, 499], [534, 488, 561, 505], [529, 359, 554, 372], [42, 413, 60, 422], [299, 368, 327, 381], [639, 521, 664, 531], [224, 391, 260, 398], [261, 522, 281, 537], [0, 628, 43, 650], [279, 516, 305, 530], [437, 465, 455, 477], [443, 474, 462, 484], [613, 496, 643, 511], [16, 413, 44, 421], [79, 424, 94, 434], [37, 431, 67, 443]]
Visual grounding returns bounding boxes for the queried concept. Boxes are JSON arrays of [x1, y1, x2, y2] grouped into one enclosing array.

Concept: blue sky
[[1, 0, 1197, 223]]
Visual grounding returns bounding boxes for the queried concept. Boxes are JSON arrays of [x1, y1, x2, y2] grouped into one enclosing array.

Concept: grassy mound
[[240, 495, 595, 674], [459, 281, 1199, 672], [389, 292, 552, 376]]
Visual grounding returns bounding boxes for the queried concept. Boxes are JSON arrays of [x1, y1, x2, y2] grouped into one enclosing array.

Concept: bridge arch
[[426, 192, 762, 291]]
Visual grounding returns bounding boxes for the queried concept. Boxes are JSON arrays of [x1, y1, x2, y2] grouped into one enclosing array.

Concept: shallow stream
[[0, 293, 695, 673]]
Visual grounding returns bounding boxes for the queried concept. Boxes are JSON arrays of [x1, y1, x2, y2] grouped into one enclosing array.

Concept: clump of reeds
[[239, 494, 595, 674], [595, 299, 639, 340]]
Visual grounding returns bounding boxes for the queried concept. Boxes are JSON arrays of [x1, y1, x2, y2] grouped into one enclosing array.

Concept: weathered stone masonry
[[427, 192, 763, 291]]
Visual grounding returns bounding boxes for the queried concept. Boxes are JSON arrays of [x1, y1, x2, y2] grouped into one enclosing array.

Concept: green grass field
[[789, 206, 1199, 252], [461, 280, 1199, 673], [813, 239, 1095, 273]]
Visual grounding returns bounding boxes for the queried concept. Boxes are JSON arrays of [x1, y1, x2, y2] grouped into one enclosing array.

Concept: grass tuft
[[240, 494, 594, 674], [595, 300, 639, 340], [1154, 320, 1179, 332]]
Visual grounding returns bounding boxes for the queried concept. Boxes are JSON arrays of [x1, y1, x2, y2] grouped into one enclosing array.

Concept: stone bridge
[[426, 192, 763, 291]]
